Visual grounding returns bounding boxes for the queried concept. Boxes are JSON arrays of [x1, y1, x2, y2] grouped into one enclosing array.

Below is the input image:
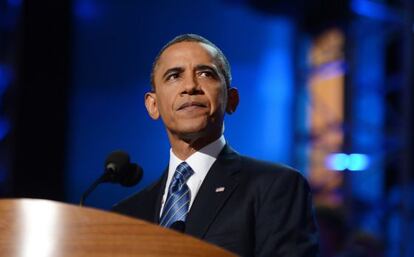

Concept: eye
[[198, 70, 213, 78], [166, 72, 180, 81]]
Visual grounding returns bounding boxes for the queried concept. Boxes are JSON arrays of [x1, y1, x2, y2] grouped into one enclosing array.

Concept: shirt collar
[[169, 135, 226, 175]]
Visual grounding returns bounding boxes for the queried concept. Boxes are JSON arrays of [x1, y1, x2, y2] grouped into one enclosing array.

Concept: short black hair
[[150, 34, 232, 91]]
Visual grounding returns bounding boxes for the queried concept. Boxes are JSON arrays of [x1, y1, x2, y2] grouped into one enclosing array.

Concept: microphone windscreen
[[105, 151, 130, 171], [102, 151, 131, 183], [120, 163, 143, 187]]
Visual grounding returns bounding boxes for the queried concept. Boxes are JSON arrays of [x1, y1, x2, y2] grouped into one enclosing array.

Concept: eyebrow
[[161, 64, 221, 80]]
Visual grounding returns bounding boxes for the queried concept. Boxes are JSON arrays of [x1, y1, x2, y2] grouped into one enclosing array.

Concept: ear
[[226, 87, 239, 114], [145, 92, 160, 120]]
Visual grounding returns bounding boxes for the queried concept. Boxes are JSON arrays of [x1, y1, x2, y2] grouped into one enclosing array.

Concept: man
[[113, 34, 319, 257]]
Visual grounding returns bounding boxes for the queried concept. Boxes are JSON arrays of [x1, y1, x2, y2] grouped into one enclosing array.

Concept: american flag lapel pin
[[215, 187, 225, 193]]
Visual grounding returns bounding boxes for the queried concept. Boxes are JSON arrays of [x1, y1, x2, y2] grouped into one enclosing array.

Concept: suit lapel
[[153, 168, 168, 223], [185, 145, 242, 238]]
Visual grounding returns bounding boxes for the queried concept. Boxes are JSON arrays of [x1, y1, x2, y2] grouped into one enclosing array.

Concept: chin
[[177, 117, 208, 132], [170, 117, 223, 141], [178, 126, 207, 140], [178, 124, 222, 144]]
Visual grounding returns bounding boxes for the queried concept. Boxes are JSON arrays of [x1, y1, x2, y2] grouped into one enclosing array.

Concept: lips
[[177, 101, 207, 111]]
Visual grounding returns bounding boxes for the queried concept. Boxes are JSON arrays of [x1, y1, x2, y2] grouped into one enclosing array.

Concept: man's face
[[146, 41, 233, 142]]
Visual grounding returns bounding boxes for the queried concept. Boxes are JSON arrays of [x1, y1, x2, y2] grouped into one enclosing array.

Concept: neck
[[168, 132, 222, 160]]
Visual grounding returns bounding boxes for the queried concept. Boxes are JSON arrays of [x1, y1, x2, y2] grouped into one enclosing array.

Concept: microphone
[[80, 151, 143, 206], [102, 151, 143, 186], [170, 221, 186, 233]]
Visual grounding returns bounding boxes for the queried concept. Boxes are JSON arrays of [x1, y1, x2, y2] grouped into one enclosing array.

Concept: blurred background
[[1, 0, 413, 256]]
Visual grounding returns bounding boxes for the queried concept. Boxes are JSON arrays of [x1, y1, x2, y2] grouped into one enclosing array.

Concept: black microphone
[[170, 221, 186, 233], [102, 151, 143, 186], [80, 151, 143, 206]]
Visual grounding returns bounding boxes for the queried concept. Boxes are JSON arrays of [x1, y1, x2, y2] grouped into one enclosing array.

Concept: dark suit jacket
[[112, 145, 319, 257]]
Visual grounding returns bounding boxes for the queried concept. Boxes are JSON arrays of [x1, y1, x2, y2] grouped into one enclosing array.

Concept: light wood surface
[[0, 199, 236, 257]]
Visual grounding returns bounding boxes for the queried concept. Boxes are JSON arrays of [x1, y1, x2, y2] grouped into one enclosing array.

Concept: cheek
[[156, 96, 171, 117], [156, 91, 179, 121], [209, 90, 227, 113]]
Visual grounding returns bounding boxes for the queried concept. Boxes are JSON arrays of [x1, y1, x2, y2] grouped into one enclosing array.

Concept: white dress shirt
[[159, 135, 226, 217]]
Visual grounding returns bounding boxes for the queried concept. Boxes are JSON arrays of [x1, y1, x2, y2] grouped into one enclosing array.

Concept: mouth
[[178, 101, 207, 111]]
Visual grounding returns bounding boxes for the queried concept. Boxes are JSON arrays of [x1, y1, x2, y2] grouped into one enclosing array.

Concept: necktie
[[160, 162, 194, 228]]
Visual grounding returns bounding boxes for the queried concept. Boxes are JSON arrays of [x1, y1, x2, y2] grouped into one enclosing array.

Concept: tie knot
[[173, 162, 194, 183]]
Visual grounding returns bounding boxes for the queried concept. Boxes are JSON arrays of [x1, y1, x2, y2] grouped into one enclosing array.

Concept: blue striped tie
[[160, 162, 194, 228]]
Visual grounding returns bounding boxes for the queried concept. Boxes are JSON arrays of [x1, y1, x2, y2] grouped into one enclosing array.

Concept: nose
[[182, 74, 202, 95]]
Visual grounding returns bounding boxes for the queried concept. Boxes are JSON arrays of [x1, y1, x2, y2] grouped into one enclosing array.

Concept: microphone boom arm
[[79, 176, 105, 206]]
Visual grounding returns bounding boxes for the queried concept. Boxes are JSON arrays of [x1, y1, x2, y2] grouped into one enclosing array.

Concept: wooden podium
[[0, 199, 236, 257]]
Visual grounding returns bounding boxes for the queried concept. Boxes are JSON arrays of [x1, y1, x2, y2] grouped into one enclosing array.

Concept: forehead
[[155, 41, 219, 72]]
